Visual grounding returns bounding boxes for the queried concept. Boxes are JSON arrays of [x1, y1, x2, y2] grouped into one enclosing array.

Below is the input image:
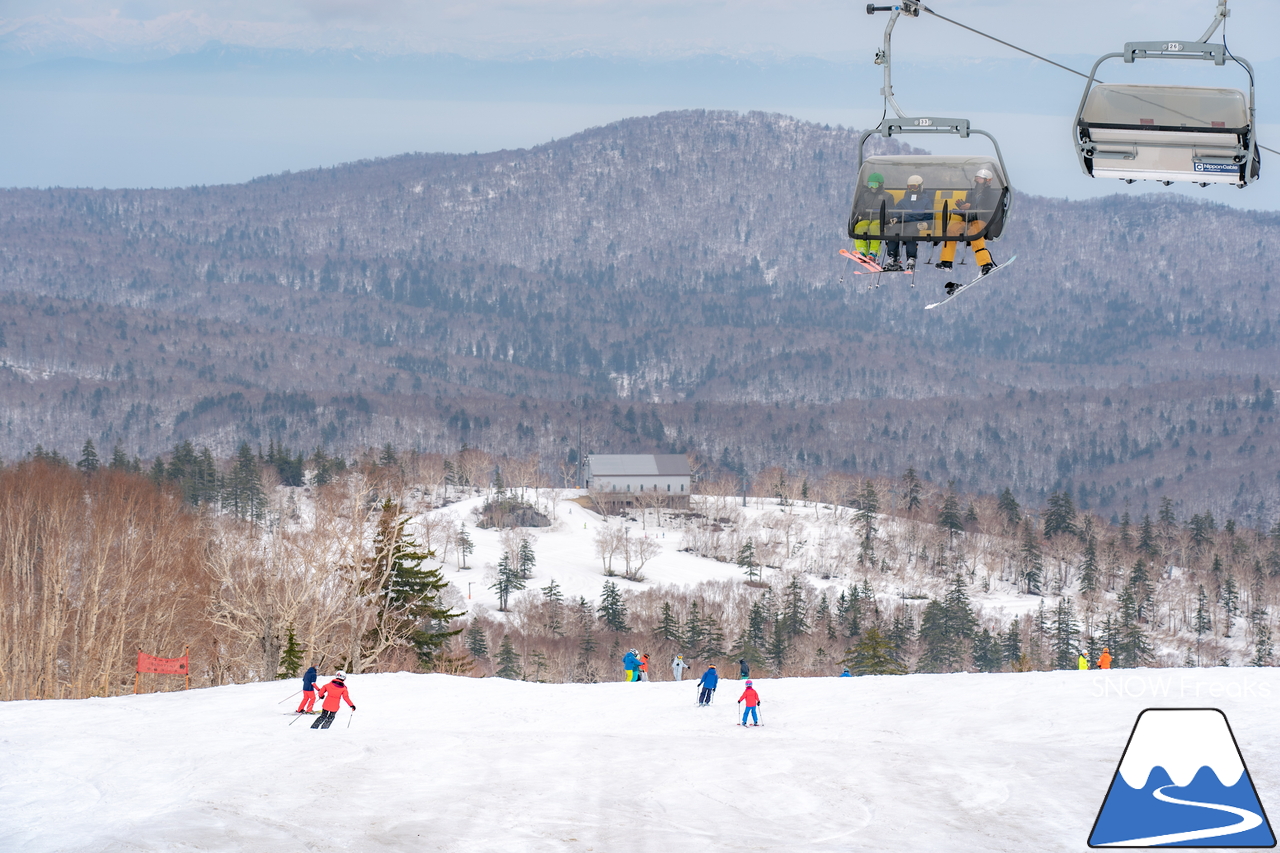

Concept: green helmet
[[867, 172, 885, 187]]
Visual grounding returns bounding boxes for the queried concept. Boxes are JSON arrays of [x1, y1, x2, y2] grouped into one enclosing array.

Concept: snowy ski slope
[[4, 667, 1279, 852]]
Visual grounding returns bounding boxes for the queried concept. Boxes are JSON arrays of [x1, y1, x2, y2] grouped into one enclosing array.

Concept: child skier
[[671, 654, 689, 681], [296, 665, 319, 713], [738, 680, 761, 726], [640, 653, 650, 682], [696, 663, 718, 706], [311, 670, 355, 729]]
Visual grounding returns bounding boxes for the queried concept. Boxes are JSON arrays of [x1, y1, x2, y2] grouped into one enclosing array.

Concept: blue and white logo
[[1089, 708, 1275, 847], [1194, 162, 1238, 174]]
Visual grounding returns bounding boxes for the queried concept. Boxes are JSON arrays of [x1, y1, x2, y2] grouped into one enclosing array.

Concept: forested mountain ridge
[[0, 109, 1278, 522]]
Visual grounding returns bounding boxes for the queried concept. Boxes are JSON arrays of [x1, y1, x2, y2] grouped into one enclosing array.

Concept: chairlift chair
[[1073, 0, 1260, 188], [851, 3, 1014, 254]]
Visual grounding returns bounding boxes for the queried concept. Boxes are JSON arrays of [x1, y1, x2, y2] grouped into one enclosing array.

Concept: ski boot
[[945, 281, 960, 296], [881, 259, 904, 272], [905, 257, 916, 272], [980, 262, 996, 275], [935, 260, 953, 271]]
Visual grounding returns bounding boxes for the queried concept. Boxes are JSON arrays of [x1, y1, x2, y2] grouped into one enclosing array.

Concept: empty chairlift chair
[[1077, 83, 1258, 186], [1073, 1, 1260, 189]]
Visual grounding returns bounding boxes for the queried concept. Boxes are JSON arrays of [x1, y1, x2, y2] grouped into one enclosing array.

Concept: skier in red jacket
[[738, 680, 761, 726], [311, 671, 355, 729]]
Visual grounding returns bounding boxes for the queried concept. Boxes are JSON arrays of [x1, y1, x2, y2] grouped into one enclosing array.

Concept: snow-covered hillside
[[5, 668, 1279, 852], [430, 491, 1043, 628]]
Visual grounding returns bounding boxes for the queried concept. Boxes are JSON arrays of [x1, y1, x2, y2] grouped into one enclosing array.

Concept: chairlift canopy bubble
[[849, 155, 1010, 245]]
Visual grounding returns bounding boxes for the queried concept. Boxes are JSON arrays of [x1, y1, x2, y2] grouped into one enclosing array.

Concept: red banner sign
[[136, 651, 189, 675]]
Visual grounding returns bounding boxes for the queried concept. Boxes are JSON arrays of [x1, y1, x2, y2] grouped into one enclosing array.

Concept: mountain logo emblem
[[1089, 708, 1275, 847]]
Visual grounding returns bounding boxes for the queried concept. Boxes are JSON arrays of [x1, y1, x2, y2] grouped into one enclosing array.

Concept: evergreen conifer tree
[[1251, 624, 1273, 667], [1002, 620, 1023, 668], [77, 439, 99, 473], [657, 602, 683, 645], [1051, 597, 1080, 669], [457, 524, 474, 569], [277, 626, 303, 679], [1079, 537, 1100, 595], [856, 480, 879, 564], [597, 580, 629, 632], [998, 487, 1022, 529], [843, 626, 907, 675], [684, 601, 705, 654], [541, 579, 565, 637], [496, 635, 521, 679], [700, 614, 726, 660], [902, 468, 923, 514], [737, 539, 760, 582], [1020, 519, 1044, 594], [782, 576, 810, 638], [1194, 584, 1212, 663], [937, 489, 964, 536], [490, 552, 526, 612], [517, 538, 536, 580], [367, 499, 464, 667], [224, 441, 266, 523], [1138, 514, 1158, 559], [973, 628, 1001, 672], [1043, 491, 1078, 539], [736, 597, 770, 668], [767, 617, 789, 673], [1220, 576, 1240, 637], [466, 623, 490, 660], [109, 441, 130, 471]]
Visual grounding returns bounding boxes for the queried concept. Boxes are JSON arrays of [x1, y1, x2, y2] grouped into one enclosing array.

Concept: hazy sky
[[1, 0, 1277, 207], [4, 0, 1278, 62]]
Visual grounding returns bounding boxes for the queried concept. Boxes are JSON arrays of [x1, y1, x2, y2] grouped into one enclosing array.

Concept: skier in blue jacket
[[882, 175, 933, 272], [623, 648, 640, 682], [295, 665, 319, 713], [697, 664, 719, 706]]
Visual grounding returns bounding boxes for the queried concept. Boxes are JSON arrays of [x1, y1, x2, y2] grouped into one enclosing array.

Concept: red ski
[[839, 248, 882, 274]]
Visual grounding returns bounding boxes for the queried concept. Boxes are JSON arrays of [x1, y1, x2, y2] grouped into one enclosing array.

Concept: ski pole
[[288, 710, 307, 726], [278, 690, 301, 705], [347, 708, 356, 729]]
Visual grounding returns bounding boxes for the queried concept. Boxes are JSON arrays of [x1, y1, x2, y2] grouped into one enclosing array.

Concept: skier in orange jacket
[[738, 680, 762, 727], [311, 670, 355, 729], [1098, 648, 1113, 670]]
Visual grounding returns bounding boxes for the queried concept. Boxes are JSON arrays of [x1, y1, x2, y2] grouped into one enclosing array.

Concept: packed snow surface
[[4, 668, 1280, 852]]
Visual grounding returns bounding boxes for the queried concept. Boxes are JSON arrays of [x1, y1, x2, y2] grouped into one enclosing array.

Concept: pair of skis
[[839, 248, 1017, 309]]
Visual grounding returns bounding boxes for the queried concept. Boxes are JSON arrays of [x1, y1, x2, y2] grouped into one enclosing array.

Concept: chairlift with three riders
[[847, 1, 1014, 301]]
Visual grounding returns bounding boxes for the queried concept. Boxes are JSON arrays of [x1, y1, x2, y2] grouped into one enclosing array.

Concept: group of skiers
[[294, 666, 356, 729], [1077, 648, 1113, 670]]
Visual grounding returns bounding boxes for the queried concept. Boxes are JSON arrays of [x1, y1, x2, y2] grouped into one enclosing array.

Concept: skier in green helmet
[[848, 171, 895, 260]]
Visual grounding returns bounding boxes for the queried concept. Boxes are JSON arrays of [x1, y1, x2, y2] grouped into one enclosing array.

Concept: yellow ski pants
[[940, 215, 993, 266]]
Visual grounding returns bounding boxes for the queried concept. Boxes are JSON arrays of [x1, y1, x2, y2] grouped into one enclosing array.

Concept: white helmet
[[975, 168, 994, 181], [907, 175, 924, 186], [336, 670, 347, 679], [629, 649, 638, 655]]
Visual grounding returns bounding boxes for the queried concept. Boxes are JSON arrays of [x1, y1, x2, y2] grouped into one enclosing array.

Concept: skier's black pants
[[311, 709, 337, 729], [698, 687, 714, 705], [886, 239, 917, 261]]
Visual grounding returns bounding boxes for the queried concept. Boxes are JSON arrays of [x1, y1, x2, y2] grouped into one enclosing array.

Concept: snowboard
[[925, 255, 1017, 310]]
